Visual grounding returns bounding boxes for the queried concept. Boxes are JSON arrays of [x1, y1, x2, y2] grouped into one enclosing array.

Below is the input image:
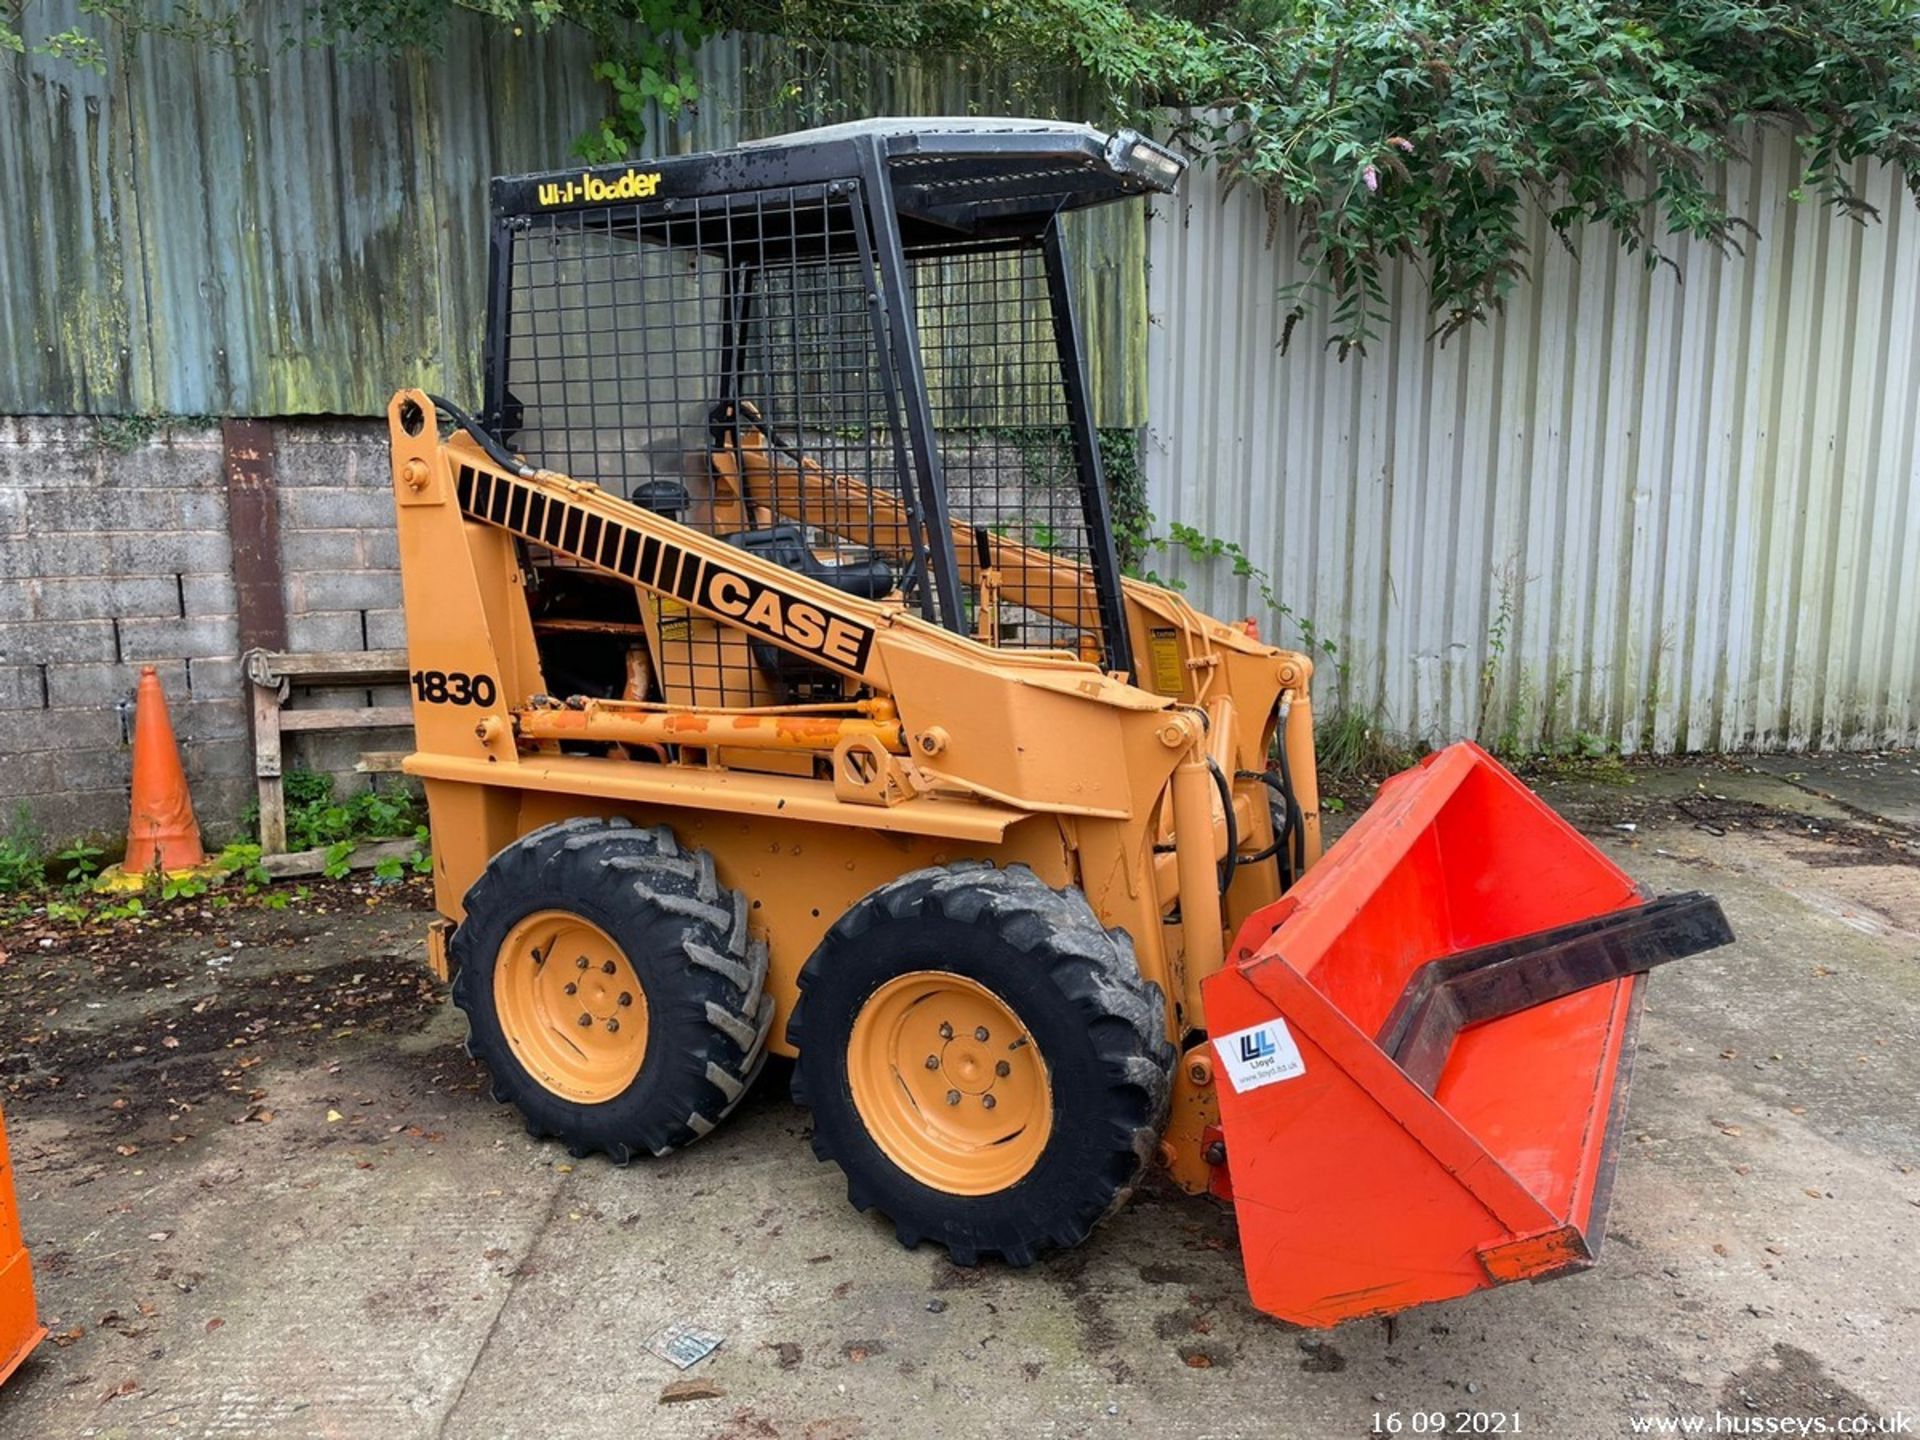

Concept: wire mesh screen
[[908, 239, 1106, 664], [502, 186, 921, 708], [495, 190, 1115, 710]]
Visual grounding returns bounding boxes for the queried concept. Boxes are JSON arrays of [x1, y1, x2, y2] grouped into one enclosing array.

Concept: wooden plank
[[277, 707, 415, 733], [250, 678, 287, 855], [533, 618, 650, 637], [252, 649, 410, 684], [260, 836, 418, 880]]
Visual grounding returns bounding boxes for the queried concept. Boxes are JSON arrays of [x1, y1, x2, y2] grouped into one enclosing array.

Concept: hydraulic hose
[[425, 392, 537, 479], [1236, 693, 1307, 891], [1237, 768, 1296, 889], [1208, 756, 1238, 896]]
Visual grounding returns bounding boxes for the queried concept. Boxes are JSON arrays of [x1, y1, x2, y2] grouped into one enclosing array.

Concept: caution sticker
[[1147, 625, 1184, 695], [1213, 1018, 1306, 1093]]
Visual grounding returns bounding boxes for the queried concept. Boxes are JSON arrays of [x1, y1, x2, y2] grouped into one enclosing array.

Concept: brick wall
[[0, 416, 405, 849]]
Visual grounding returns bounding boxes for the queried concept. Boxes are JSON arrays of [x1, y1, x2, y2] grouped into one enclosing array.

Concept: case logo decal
[[703, 569, 871, 671], [455, 464, 876, 674]]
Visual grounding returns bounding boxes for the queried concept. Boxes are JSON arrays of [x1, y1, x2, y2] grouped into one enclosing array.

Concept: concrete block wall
[[277, 425, 405, 654], [0, 416, 407, 850], [273, 424, 410, 780]]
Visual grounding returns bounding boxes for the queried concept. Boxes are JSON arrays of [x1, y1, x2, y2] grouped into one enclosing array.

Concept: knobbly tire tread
[[788, 863, 1174, 1267], [449, 817, 772, 1161]]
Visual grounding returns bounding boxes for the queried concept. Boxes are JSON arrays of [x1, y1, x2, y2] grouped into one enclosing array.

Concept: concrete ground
[[0, 752, 1914, 1439]]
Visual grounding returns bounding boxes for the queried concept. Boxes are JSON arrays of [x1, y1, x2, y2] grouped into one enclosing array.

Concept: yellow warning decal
[[1148, 626, 1184, 696]]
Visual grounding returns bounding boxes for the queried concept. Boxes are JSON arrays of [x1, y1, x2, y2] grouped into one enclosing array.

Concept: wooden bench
[[244, 647, 415, 871]]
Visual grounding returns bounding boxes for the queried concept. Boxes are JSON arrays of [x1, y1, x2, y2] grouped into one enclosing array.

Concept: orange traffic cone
[[0, 1107, 46, 1387], [119, 665, 206, 875]]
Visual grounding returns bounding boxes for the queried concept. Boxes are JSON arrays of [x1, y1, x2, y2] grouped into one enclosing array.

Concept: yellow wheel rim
[[493, 910, 650, 1104], [846, 971, 1052, 1195]]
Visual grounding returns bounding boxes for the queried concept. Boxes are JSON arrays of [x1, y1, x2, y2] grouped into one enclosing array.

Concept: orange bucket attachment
[[1202, 742, 1731, 1327]]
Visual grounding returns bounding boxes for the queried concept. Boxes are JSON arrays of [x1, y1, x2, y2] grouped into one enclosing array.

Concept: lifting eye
[[398, 398, 426, 437]]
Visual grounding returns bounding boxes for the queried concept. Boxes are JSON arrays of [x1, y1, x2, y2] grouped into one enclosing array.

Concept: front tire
[[450, 817, 774, 1162], [788, 863, 1172, 1266]]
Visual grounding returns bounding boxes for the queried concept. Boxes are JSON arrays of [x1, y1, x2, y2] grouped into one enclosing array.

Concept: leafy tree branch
[[9, 0, 1918, 350]]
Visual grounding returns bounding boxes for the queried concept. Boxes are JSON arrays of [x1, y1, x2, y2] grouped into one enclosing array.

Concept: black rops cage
[[481, 119, 1185, 710]]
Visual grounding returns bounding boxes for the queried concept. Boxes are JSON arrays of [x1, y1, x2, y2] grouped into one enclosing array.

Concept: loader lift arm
[[711, 403, 1109, 640]]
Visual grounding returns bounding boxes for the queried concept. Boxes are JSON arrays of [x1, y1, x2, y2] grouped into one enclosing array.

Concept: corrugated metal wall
[[0, 17, 1145, 424], [7, 9, 1914, 753], [1146, 128, 1920, 753]]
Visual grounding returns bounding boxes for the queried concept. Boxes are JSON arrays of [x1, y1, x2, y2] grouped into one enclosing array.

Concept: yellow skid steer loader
[[388, 119, 1731, 1325]]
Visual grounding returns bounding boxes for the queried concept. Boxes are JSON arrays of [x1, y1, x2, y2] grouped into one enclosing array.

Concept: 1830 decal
[[410, 670, 498, 707]]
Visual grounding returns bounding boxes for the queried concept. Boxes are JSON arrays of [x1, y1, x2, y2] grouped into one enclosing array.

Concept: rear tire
[[450, 817, 773, 1161], [788, 863, 1172, 1266]]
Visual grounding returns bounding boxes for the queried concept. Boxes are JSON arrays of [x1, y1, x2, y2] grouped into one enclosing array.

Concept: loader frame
[[391, 123, 1737, 1324], [394, 124, 1329, 1162], [392, 384, 1321, 1125]]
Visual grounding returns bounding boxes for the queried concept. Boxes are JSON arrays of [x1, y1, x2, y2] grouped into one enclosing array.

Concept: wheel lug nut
[[982, 1094, 996, 1110], [577, 1012, 592, 1027], [974, 1026, 989, 1042], [618, 992, 633, 1007], [575, 956, 589, 970], [938, 1022, 953, 1040], [925, 1054, 940, 1070], [995, 1060, 1011, 1077], [602, 961, 616, 975], [564, 982, 577, 995], [606, 1018, 619, 1033], [945, 1089, 960, 1106]]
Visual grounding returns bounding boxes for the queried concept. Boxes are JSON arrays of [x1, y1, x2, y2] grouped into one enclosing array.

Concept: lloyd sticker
[[1213, 1019, 1306, 1092]]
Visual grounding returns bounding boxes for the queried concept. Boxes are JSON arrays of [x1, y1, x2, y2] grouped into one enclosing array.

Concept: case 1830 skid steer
[[387, 119, 1733, 1327]]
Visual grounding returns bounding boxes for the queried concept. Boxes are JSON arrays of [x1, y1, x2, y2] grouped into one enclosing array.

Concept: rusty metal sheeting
[[1146, 124, 1920, 753], [0, 16, 1146, 424]]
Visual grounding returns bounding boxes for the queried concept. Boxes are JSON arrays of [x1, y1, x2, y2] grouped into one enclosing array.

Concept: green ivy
[[751, 0, 1920, 352], [1177, 0, 1920, 354], [1099, 428, 1150, 573], [576, 0, 707, 161], [2, 1, 255, 73], [247, 769, 427, 855], [15, 0, 1918, 352], [304, 0, 709, 155], [0, 806, 45, 896], [1146, 520, 1340, 665]]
